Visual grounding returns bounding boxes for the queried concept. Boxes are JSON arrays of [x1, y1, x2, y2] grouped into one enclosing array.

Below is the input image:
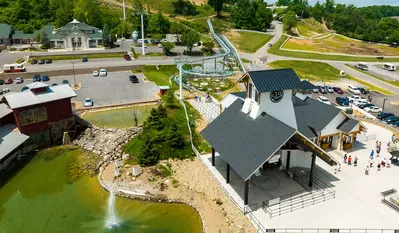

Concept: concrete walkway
[[188, 97, 220, 122]]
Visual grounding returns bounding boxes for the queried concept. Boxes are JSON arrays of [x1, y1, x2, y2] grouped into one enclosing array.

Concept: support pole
[[309, 153, 316, 187], [226, 163, 230, 183], [179, 65, 183, 99], [286, 150, 291, 173], [211, 147, 215, 166], [244, 179, 249, 205], [141, 13, 145, 56], [214, 58, 217, 70], [123, 0, 126, 22]]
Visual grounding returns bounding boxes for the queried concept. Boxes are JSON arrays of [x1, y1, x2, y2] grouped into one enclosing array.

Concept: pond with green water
[[0, 147, 202, 233], [83, 105, 156, 129]]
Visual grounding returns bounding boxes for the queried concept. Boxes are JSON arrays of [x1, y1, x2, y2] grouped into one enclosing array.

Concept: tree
[[283, 10, 297, 31], [102, 24, 112, 48], [388, 31, 399, 45], [201, 41, 215, 55], [162, 42, 176, 55], [167, 123, 185, 148], [181, 30, 200, 54], [311, 1, 324, 22], [144, 106, 168, 131], [209, 0, 224, 17], [54, 0, 74, 28], [172, 0, 197, 16], [74, 0, 102, 28], [138, 135, 159, 166], [276, 0, 292, 6], [148, 13, 170, 35], [40, 30, 50, 48]]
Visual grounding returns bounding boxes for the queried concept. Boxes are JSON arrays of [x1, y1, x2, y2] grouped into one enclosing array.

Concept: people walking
[[377, 163, 381, 171], [344, 154, 348, 163], [348, 155, 352, 165], [354, 156, 358, 166], [370, 150, 374, 159], [376, 147, 380, 157], [365, 166, 369, 175]]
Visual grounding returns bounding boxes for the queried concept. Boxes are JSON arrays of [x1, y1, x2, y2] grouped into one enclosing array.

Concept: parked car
[[0, 80, 4, 85], [348, 85, 361, 95], [21, 86, 29, 92], [384, 116, 399, 124], [157, 43, 163, 48], [391, 121, 399, 127], [318, 96, 331, 105], [326, 86, 334, 93], [2, 88, 10, 93], [318, 86, 328, 94], [45, 59, 52, 64], [355, 62, 369, 71], [311, 87, 319, 93], [364, 106, 382, 113], [62, 80, 70, 85], [377, 112, 394, 120], [333, 87, 343, 94], [84, 97, 94, 107], [129, 75, 139, 83], [15, 77, 24, 84], [93, 71, 99, 77], [336, 97, 349, 106], [358, 87, 368, 94], [52, 83, 58, 86], [353, 99, 369, 106], [4, 78, 13, 84], [358, 103, 374, 109], [31, 59, 38, 64], [38, 59, 44, 65], [124, 54, 131, 60], [268, 43, 273, 47], [348, 95, 363, 103], [99, 69, 107, 77], [32, 74, 41, 82], [0, 89, 3, 95], [82, 57, 88, 62], [42, 75, 50, 81]]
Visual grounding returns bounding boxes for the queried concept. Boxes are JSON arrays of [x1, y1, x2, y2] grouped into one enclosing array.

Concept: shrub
[[137, 135, 159, 166], [167, 123, 185, 148]]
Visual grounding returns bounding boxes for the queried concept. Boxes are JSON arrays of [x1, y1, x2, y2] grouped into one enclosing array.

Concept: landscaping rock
[[122, 154, 130, 160]]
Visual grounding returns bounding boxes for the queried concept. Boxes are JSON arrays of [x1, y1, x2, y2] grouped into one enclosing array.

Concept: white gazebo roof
[[70, 19, 80, 24]]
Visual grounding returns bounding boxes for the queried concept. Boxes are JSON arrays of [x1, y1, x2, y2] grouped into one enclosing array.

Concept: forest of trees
[[276, 0, 399, 45], [231, 0, 273, 32]]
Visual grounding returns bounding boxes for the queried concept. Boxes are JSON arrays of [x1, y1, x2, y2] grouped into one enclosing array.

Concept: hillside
[[296, 18, 332, 38]]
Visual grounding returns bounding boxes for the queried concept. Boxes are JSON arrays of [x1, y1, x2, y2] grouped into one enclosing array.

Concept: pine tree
[[102, 24, 112, 48], [138, 136, 160, 166], [167, 123, 185, 148]]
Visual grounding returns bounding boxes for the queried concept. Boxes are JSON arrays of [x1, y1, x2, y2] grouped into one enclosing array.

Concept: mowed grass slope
[[225, 31, 273, 53], [135, 65, 178, 86], [297, 18, 330, 38]]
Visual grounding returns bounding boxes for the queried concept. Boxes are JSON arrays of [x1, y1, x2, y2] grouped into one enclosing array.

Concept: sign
[[270, 90, 284, 103], [266, 229, 275, 233], [330, 229, 339, 233]]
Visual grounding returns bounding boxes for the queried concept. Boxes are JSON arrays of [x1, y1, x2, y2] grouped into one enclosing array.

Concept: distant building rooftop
[[0, 103, 12, 119], [0, 124, 29, 161]]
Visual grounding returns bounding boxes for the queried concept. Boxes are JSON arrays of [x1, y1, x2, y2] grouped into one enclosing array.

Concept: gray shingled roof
[[248, 68, 303, 93], [301, 80, 316, 90], [230, 91, 246, 99], [201, 99, 296, 181], [337, 118, 359, 133], [0, 124, 29, 161], [293, 96, 341, 137]]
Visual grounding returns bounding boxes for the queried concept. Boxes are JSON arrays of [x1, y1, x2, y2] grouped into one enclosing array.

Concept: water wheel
[[51, 117, 77, 145]]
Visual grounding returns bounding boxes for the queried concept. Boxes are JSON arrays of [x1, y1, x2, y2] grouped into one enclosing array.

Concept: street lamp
[[72, 62, 76, 86], [382, 98, 388, 113]]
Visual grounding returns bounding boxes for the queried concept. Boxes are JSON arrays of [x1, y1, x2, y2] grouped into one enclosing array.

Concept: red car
[[333, 87, 343, 94], [4, 78, 13, 84]]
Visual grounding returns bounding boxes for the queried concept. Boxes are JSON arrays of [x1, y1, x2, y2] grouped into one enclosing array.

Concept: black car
[[0, 80, 4, 85], [38, 59, 44, 64], [358, 103, 374, 109], [31, 59, 38, 64], [82, 57, 88, 62], [129, 75, 139, 83], [358, 87, 368, 94], [45, 59, 52, 64], [377, 112, 394, 120], [32, 74, 41, 82], [336, 97, 349, 106], [318, 86, 328, 94]]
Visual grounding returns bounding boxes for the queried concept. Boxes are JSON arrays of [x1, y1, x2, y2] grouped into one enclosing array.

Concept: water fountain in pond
[[105, 188, 121, 230]]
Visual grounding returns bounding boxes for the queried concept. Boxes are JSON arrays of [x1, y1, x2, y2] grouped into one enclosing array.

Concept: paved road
[[367, 64, 399, 81], [1, 71, 159, 106]]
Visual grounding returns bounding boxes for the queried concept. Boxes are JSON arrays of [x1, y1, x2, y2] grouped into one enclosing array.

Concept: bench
[[381, 189, 397, 197], [381, 198, 399, 212]]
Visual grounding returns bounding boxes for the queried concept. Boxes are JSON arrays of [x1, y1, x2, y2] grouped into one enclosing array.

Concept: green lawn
[[297, 18, 329, 38], [82, 105, 155, 129], [269, 60, 393, 95], [269, 35, 399, 62], [136, 65, 178, 86], [226, 31, 273, 53]]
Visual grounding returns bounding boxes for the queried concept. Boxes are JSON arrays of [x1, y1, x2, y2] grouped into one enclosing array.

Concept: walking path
[[188, 97, 220, 122]]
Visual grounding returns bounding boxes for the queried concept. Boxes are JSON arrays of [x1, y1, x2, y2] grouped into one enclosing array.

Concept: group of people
[[344, 154, 358, 166], [364, 140, 391, 175]]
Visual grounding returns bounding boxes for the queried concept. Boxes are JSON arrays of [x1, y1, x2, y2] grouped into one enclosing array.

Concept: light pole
[[72, 62, 76, 86], [382, 98, 388, 113], [122, 37, 125, 52]]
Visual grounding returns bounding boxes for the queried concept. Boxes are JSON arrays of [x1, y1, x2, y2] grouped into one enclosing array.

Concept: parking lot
[[0, 71, 160, 107]]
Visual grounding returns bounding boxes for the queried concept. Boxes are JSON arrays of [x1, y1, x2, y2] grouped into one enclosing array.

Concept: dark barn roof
[[337, 118, 359, 133], [231, 91, 246, 99], [248, 68, 303, 93], [301, 80, 317, 90], [201, 99, 296, 181]]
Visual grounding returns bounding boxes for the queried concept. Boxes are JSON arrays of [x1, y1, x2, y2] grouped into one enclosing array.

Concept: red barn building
[[4, 82, 77, 145]]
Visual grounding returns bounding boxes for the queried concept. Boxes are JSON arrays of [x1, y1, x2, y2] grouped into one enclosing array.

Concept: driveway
[[367, 64, 399, 81], [1, 71, 160, 106]]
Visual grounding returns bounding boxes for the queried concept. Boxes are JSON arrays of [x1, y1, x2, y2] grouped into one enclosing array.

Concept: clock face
[[270, 90, 284, 103]]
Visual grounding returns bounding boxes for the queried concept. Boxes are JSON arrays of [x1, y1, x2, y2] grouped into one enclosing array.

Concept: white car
[[84, 98, 93, 107], [364, 106, 382, 113], [99, 69, 107, 77], [326, 86, 334, 93], [353, 99, 369, 106], [348, 95, 365, 103], [318, 96, 331, 105], [15, 77, 24, 84], [2, 88, 10, 93], [348, 85, 361, 95], [93, 71, 99, 77]]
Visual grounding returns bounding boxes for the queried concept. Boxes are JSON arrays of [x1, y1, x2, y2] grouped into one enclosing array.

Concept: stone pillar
[[309, 153, 316, 187]]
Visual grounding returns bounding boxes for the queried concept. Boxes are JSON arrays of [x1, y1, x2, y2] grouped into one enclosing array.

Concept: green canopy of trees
[[181, 30, 200, 54], [172, 0, 197, 16], [232, 0, 273, 32]]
